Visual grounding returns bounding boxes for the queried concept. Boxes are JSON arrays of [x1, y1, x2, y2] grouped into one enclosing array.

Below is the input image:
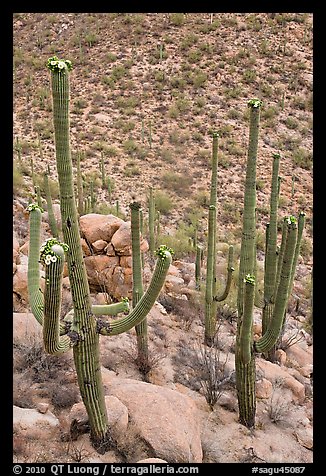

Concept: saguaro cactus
[[148, 186, 155, 254], [130, 201, 149, 374], [235, 98, 261, 427], [27, 57, 172, 453], [235, 99, 306, 427], [204, 132, 234, 346]]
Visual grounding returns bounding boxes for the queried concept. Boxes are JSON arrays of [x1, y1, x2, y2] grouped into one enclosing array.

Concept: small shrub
[[170, 13, 185, 26], [154, 190, 174, 215], [292, 147, 313, 170]]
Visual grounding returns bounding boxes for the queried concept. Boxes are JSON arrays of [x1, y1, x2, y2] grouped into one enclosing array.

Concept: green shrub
[[154, 190, 174, 215], [292, 147, 313, 170]]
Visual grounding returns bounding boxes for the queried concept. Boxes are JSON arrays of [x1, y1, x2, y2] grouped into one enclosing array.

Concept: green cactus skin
[[34, 185, 42, 209], [204, 132, 233, 345], [44, 165, 59, 238], [204, 205, 216, 345], [130, 201, 149, 374], [237, 100, 261, 316], [100, 151, 106, 189], [30, 158, 35, 188], [254, 219, 298, 353], [43, 244, 72, 354], [148, 187, 155, 254], [240, 275, 255, 365], [26, 57, 171, 453], [215, 245, 234, 302], [27, 205, 45, 326], [49, 59, 111, 452], [235, 99, 261, 428], [195, 244, 202, 290], [262, 153, 280, 335], [76, 149, 84, 215]]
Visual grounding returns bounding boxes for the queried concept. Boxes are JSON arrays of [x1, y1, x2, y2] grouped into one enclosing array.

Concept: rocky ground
[[13, 13, 313, 464]]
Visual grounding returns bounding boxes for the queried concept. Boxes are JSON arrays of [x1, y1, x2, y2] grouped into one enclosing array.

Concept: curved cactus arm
[[27, 205, 45, 326], [214, 244, 234, 302], [43, 244, 72, 354], [98, 247, 172, 336], [92, 299, 130, 316], [254, 218, 298, 354], [239, 275, 255, 365], [62, 299, 130, 327]]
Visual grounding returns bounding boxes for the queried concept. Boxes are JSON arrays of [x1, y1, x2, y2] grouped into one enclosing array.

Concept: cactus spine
[[27, 57, 172, 453], [204, 132, 234, 346]]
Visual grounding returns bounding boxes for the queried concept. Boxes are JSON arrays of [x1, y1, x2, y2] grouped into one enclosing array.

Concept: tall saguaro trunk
[[48, 58, 110, 451], [236, 99, 262, 428]]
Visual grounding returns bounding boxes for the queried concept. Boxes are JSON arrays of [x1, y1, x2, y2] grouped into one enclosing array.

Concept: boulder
[[13, 312, 42, 344], [13, 405, 60, 438], [111, 221, 148, 256], [69, 396, 128, 442], [256, 378, 273, 399], [79, 214, 124, 244], [101, 368, 203, 463], [295, 427, 313, 450], [256, 358, 305, 403], [84, 255, 119, 287], [137, 458, 168, 463], [92, 239, 109, 253]]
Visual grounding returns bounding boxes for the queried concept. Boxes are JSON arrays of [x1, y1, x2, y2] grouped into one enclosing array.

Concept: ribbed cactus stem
[[63, 300, 130, 324], [130, 202, 149, 373], [237, 99, 261, 317], [99, 248, 172, 336], [30, 158, 35, 188], [35, 185, 42, 208], [236, 98, 261, 429], [76, 149, 84, 215], [195, 244, 202, 290], [240, 275, 255, 365], [44, 165, 59, 238], [149, 187, 155, 254], [43, 244, 72, 354], [204, 205, 216, 345], [27, 206, 44, 325], [215, 245, 234, 302], [100, 151, 106, 188], [255, 218, 298, 353], [49, 57, 110, 452], [262, 153, 280, 334]]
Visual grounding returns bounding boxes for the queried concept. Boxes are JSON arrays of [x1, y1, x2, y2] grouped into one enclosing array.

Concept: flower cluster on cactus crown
[[46, 56, 73, 73], [155, 244, 174, 259], [39, 238, 69, 266], [26, 203, 44, 213], [285, 215, 297, 226], [247, 98, 262, 108], [244, 274, 255, 285]]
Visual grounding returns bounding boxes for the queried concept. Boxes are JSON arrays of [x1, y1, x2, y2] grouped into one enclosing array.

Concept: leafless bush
[[193, 339, 233, 410], [279, 328, 305, 351], [267, 378, 291, 424], [50, 382, 80, 410], [125, 338, 167, 381], [158, 294, 203, 330]]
